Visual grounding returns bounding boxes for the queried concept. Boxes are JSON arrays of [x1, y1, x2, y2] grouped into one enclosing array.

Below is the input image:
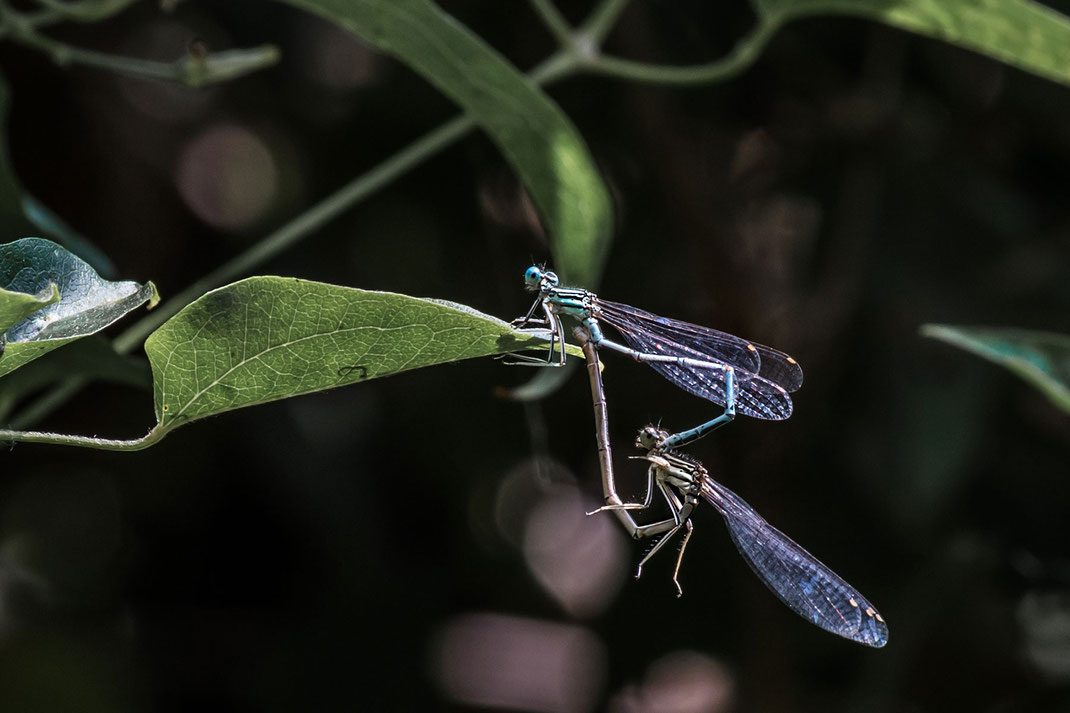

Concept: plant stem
[[583, 17, 780, 84], [0, 1, 119, 38], [29, 0, 137, 23], [115, 115, 474, 351], [579, 0, 630, 45], [0, 3, 278, 86], [6, 375, 86, 429], [0, 423, 161, 450], [111, 51, 580, 356], [7, 49, 582, 433], [7, 3, 776, 437], [528, 0, 573, 47]]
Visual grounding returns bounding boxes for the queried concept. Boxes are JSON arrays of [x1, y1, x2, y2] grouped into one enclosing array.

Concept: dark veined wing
[[596, 299, 762, 374], [610, 320, 793, 420], [597, 299, 804, 393], [700, 477, 888, 647], [751, 343, 803, 393]]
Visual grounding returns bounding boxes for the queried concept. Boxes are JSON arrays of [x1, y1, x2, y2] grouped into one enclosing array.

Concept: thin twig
[[582, 17, 780, 85], [6, 3, 779, 437], [30, 0, 137, 23], [579, 0, 630, 45], [6, 49, 582, 433], [0, 423, 159, 450], [528, 0, 573, 47], [0, 4, 278, 86]]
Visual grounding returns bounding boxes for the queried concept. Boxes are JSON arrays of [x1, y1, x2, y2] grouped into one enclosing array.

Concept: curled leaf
[[0, 238, 157, 377]]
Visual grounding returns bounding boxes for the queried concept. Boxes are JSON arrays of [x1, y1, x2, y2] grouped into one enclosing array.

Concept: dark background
[[2, 1, 1070, 711]]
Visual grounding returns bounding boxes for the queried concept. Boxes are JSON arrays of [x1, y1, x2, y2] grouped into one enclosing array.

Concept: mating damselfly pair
[[510, 266, 888, 648]]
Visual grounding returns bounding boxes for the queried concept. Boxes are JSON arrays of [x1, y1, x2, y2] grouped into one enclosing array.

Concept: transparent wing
[[751, 342, 803, 393], [597, 299, 760, 373], [609, 318, 793, 420], [700, 478, 888, 647], [596, 299, 803, 392]]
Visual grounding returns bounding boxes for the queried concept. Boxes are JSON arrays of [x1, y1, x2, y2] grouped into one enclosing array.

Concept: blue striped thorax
[[546, 288, 593, 318], [524, 264, 595, 318]]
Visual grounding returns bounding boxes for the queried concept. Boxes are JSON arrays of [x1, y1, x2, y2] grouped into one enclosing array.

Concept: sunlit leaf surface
[[758, 0, 1070, 88], [144, 276, 571, 434], [0, 238, 157, 378]]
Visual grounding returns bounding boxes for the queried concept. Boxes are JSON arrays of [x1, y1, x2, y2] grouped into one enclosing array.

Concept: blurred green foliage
[[0, 1, 1069, 712]]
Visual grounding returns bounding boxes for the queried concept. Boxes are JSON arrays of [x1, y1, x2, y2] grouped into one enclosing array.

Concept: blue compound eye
[[524, 266, 541, 284]]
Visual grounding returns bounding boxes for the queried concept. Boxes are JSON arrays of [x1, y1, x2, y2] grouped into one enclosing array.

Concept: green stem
[[528, 0, 573, 47], [579, 0, 630, 45], [113, 116, 473, 352], [0, 1, 120, 38], [6, 2, 777, 440], [9, 49, 582, 432], [30, 0, 137, 23], [0, 424, 162, 450], [582, 17, 780, 84], [111, 51, 580, 356], [6, 375, 86, 429], [0, 4, 278, 86]]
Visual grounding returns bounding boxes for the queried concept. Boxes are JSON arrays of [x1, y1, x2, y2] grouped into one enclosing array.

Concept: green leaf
[[756, 0, 1070, 89], [0, 238, 158, 378], [921, 324, 1070, 413], [0, 283, 59, 334], [269, 0, 613, 286], [143, 276, 574, 436]]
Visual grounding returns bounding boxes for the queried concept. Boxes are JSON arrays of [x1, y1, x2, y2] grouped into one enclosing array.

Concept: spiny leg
[[511, 295, 544, 327], [661, 486, 696, 597], [670, 521, 695, 597], [587, 463, 656, 516], [589, 333, 743, 442], [504, 308, 566, 366], [634, 480, 690, 580]]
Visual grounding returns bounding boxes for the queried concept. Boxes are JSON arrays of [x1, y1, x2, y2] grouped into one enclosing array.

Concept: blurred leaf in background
[[923, 324, 1070, 414]]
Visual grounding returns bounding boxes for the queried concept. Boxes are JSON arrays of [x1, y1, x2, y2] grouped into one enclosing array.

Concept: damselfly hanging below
[[511, 265, 802, 449], [574, 328, 888, 648]]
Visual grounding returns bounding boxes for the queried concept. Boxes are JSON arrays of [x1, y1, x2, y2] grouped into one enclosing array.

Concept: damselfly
[[574, 328, 888, 648], [511, 265, 802, 449]]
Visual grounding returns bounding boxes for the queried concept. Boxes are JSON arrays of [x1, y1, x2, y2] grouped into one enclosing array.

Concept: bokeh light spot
[[609, 650, 734, 713], [430, 612, 606, 713], [523, 486, 628, 618], [175, 123, 278, 231]]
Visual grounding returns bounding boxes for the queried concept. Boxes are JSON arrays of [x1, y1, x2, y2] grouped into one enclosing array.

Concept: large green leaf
[[143, 276, 572, 436], [757, 0, 1070, 88], [270, 0, 613, 286], [0, 238, 158, 377], [921, 324, 1070, 413]]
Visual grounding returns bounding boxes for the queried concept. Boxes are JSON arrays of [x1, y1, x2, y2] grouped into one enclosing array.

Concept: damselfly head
[[523, 265, 559, 292], [636, 425, 669, 451]]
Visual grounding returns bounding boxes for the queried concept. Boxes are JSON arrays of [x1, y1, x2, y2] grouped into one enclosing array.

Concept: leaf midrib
[[165, 319, 473, 422]]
